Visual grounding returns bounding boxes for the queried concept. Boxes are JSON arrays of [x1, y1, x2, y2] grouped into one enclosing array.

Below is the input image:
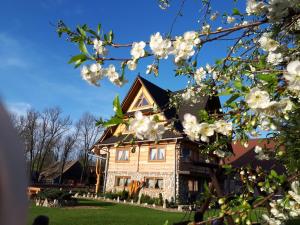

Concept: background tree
[[76, 112, 102, 183], [57, 127, 79, 184]]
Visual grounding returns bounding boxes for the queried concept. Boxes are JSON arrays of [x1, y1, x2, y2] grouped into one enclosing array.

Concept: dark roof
[[39, 160, 80, 180], [96, 75, 219, 146], [226, 139, 285, 172]]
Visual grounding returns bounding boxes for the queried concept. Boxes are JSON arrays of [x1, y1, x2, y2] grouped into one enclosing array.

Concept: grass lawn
[[28, 199, 188, 225], [28, 199, 300, 225]]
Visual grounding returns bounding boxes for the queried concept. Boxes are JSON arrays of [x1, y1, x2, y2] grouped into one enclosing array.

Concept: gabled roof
[[95, 75, 221, 146], [39, 160, 80, 180], [226, 139, 285, 172]]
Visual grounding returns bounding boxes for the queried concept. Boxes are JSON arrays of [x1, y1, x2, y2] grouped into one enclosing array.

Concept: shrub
[[36, 189, 73, 201]]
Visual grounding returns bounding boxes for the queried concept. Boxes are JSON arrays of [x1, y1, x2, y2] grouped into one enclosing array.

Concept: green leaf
[[270, 169, 278, 178], [68, 54, 88, 64], [225, 93, 240, 106], [108, 30, 114, 43], [97, 24, 101, 35], [232, 8, 242, 16], [77, 26, 86, 38], [257, 73, 277, 83], [103, 116, 123, 128], [198, 109, 209, 122], [113, 95, 123, 118], [233, 80, 243, 90], [79, 40, 90, 56]]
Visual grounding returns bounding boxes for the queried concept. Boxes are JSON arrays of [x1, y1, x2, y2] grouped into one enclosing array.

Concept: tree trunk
[[208, 168, 235, 225]]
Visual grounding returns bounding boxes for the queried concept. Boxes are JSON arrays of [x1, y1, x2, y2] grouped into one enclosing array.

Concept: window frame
[[132, 92, 151, 110], [115, 176, 131, 187], [148, 146, 166, 162], [115, 149, 130, 162], [144, 177, 164, 189]]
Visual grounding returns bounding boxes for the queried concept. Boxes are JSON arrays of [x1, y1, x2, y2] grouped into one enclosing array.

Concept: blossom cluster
[[128, 111, 165, 141], [81, 63, 125, 86], [262, 181, 300, 225], [254, 145, 269, 160], [246, 0, 299, 21], [182, 113, 232, 146], [284, 60, 300, 97], [245, 88, 293, 115], [129, 31, 201, 69]]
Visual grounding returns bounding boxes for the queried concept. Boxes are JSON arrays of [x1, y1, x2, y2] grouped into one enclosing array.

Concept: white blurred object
[[0, 103, 27, 225]]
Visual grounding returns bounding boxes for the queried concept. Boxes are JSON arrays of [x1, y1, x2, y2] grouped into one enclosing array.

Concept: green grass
[[28, 199, 188, 225], [28, 199, 300, 225]]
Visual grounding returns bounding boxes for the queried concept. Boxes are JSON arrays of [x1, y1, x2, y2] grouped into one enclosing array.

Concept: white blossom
[[267, 52, 283, 65], [258, 33, 279, 52], [127, 60, 137, 71], [172, 36, 195, 63], [93, 39, 108, 56], [254, 145, 269, 160], [149, 32, 172, 59], [198, 122, 215, 142], [183, 31, 201, 45], [227, 16, 235, 24], [246, 0, 266, 15], [289, 181, 300, 204], [210, 12, 218, 21], [129, 111, 165, 141], [131, 41, 146, 59], [182, 113, 201, 141], [202, 25, 211, 34], [214, 149, 226, 158], [194, 67, 206, 84], [214, 120, 232, 136], [245, 87, 271, 109], [80, 63, 104, 86], [284, 60, 300, 94], [106, 64, 120, 83]]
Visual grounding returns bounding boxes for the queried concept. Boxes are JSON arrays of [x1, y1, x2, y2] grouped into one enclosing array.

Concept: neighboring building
[[39, 160, 83, 185], [226, 138, 284, 172], [223, 139, 285, 194], [92, 75, 222, 203]]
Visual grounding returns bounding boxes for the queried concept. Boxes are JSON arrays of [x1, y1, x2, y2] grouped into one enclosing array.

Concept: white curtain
[[150, 148, 157, 160], [158, 148, 165, 160]]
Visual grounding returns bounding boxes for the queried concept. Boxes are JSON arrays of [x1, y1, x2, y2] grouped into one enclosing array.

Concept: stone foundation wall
[[105, 171, 175, 200]]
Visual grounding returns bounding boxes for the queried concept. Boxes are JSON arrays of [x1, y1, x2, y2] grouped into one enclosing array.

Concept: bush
[[37, 189, 73, 201]]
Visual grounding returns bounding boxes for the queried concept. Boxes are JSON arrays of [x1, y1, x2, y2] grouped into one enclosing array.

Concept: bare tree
[[58, 127, 79, 184], [34, 107, 71, 176], [76, 113, 102, 183], [11, 110, 40, 179]]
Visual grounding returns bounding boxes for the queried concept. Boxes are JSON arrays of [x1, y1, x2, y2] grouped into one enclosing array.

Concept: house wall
[[105, 142, 177, 200]]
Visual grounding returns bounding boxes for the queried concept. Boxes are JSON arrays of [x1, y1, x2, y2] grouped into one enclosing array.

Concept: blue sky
[[0, 0, 246, 121]]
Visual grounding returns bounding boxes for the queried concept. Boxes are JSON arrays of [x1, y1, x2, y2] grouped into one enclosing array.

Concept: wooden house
[[92, 76, 222, 203]]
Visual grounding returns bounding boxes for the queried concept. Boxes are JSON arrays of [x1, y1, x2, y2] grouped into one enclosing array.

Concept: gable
[[127, 86, 154, 112]]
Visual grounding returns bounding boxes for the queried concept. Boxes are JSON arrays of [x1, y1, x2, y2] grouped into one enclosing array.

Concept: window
[[182, 148, 191, 161], [134, 93, 149, 108], [115, 176, 131, 187], [116, 149, 129, 161], [188, 179, 198, 192], [149, 147, 165, 161], [145, 178, 163, 189]]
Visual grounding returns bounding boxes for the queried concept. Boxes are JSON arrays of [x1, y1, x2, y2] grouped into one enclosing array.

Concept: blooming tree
[[57, 0, 300, 224]]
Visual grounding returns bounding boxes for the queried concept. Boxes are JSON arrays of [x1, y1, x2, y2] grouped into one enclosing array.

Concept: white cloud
[[0, 33, 32, 69], [5, 102, 31, 116]]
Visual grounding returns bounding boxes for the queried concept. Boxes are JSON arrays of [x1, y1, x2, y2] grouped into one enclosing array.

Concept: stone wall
[[105, 171, 176, 200]]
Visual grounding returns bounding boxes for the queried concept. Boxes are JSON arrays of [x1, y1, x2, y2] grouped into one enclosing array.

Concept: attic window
[[134, 93, 150, 108]]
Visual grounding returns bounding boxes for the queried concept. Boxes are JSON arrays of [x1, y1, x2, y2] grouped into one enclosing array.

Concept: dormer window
[[134, 93, 150, 108]]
